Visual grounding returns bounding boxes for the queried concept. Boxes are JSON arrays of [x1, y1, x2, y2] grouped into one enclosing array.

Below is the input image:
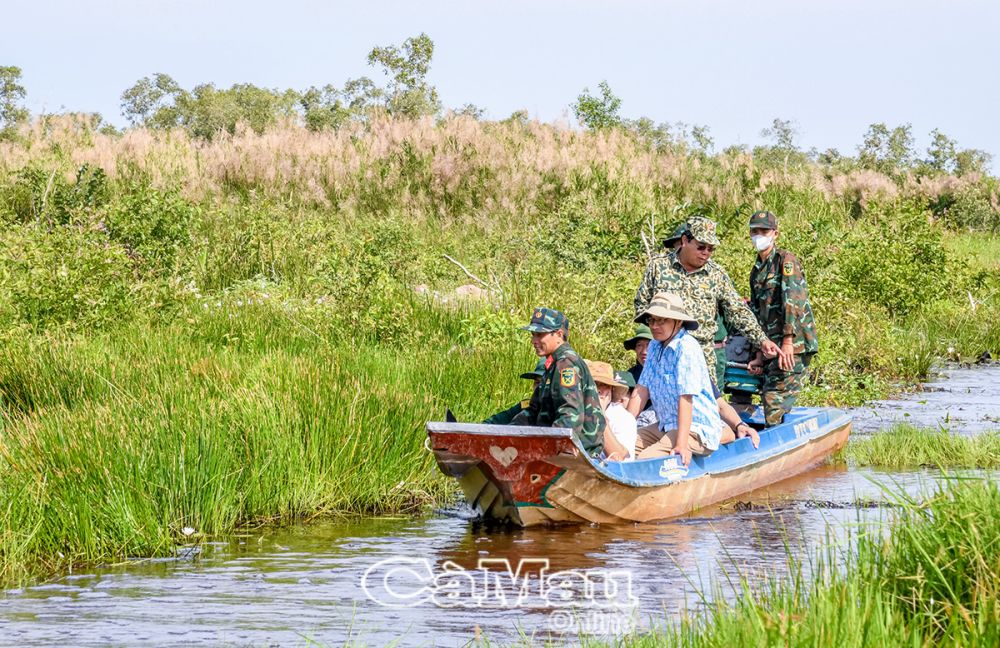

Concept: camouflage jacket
[[635, 251, 768, 375], [749, 247, 819, 355], [510, 343, 605, 455]]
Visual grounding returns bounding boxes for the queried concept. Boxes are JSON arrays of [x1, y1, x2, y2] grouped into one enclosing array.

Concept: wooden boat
[[426, 407, 851, 526]]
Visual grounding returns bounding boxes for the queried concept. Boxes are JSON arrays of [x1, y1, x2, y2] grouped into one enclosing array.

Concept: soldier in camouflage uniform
[[635, 215, 782, 381], [510, 308, 606, 456], [663, 223, 729, 389], [483, 359, 546, 425], [747, 211, 819, 426]]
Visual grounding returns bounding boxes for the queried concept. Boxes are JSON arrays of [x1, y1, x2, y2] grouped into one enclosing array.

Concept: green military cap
[[520, 307, 569, 334], [614, 370, 636, 390], [519, 358, 547, 380], [623, 324, 654, 350], [686, 215, 721, 246], [662, 222, 689, 249], [749, 210, 778, 230]]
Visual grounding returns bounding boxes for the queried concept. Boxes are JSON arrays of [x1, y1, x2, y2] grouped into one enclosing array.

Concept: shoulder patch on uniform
[[520, 398, 531, 408], [560, 368, 577, 388], [783, 261, 795, 276]]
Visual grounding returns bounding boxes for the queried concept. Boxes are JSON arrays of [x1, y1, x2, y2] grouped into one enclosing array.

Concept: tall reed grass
[[624, 478, 1000, 646], [0, 298, 544, 584], [1, 115, 998, 585]]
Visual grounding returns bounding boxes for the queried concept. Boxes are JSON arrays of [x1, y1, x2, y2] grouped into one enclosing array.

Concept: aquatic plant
[[844, 425, 1000, 469], [623, 478, 1000, 646]]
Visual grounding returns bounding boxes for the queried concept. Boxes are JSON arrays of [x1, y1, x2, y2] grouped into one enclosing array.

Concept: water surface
[[2, 364, 998, 646]]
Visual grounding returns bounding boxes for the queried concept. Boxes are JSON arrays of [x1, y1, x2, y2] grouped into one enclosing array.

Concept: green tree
[[954, 148, 992, 176], [299, 85, 351, 131], [120, 73, 184, 127], [756, 117, 807, 170], [572, 81, 622, 130], [925, 128, 992, 176], [367, 33, 440, 118], [1, 65, 30, 136], [858, 122, 915, 174], [691, 125, 714, 153], [925, 129, 957, 172], [760, 117, 797, 151], [121, 75, 299, 138]]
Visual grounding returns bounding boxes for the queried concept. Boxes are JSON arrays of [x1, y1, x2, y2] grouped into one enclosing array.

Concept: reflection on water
[[4, 364, 999, 646], [0, 468, 981, 647], [850, 363, 1000, 434]]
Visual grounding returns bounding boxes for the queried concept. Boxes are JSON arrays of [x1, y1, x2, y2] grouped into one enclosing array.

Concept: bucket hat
[[634, 292, 699, 330], [585, 360, 630, 401], [623, 324, 654, 351], [686, 216, 721, 247]]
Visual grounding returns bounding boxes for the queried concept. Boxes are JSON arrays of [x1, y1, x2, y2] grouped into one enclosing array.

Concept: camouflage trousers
[[762, 353, 813, 427]]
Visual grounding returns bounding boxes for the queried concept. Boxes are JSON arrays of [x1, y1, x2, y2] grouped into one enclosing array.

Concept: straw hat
[[634, 292, 699, 330], [585, 360, 630, 401]]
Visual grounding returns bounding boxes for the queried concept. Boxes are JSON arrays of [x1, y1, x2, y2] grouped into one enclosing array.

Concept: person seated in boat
[[509, 308, 606, 457], [623, 324, 657, 429], [586, 360, 637, 461], [717, 385, 760, 448], [615, 369, 636, 403], [483, 359, 546, 425], [626, 292, 735, 465]]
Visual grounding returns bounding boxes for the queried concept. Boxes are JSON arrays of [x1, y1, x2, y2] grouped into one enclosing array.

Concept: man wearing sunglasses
[[634, 215, 784, 382]]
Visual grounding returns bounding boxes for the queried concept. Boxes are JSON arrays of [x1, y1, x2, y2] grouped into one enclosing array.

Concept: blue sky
[[5, 0, 998, 162]]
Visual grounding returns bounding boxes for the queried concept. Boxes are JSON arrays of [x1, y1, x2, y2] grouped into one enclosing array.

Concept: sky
[[5, 0, 999, 162]]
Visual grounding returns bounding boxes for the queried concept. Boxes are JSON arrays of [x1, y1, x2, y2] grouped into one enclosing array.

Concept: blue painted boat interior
[[588, 407, 851, 487]]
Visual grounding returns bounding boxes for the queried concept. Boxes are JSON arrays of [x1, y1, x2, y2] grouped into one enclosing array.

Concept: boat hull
[[428, 408, 852, 527]]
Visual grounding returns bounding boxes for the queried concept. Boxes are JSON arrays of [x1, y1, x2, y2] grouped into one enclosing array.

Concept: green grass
[[0, 299, 541, 584], [617, 478, 1000, 646], [0, 118, 998, 588], [844, 426, 1000, 469], [944, 232, 1000, 273]]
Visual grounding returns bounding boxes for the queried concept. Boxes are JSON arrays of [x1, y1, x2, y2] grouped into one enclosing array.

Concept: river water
[[1, 365, 997, 647]]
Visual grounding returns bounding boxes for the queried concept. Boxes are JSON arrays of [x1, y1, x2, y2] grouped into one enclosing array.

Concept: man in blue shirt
[[626, 292, 728, 466]]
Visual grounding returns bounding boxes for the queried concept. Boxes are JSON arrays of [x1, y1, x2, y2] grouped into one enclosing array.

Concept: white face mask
[[751, 233, 773, 252]]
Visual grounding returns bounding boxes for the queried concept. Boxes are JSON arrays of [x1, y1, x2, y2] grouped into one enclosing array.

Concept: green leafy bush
[[836, 203, 949, 317], [102, 180, 197, 275], [0, 224, 133, 329]]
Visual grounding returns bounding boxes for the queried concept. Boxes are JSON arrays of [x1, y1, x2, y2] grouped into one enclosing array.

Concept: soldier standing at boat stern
[[746, 211, 819, 426], [634, 215, 786, 382], [510, 308, 606, 456]]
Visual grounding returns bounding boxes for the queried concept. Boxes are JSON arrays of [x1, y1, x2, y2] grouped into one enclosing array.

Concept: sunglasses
[[694, 242, 716, 253]]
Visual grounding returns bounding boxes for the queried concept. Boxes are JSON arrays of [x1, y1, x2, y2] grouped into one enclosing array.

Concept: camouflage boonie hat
[[519, 358, 547, 380], [623, 324, 653, 351], [749, 210, 778, 230], [662, 222, 688, 249], [686, 216, 721, 246], [520, 307, 569, 334], [614, 370, 636, 390]]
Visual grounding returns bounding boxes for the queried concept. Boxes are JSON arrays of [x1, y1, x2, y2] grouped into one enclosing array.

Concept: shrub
[[0, 224, 134, 329], [835, 202, 948, 317], [102, 180, 198, 275]]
